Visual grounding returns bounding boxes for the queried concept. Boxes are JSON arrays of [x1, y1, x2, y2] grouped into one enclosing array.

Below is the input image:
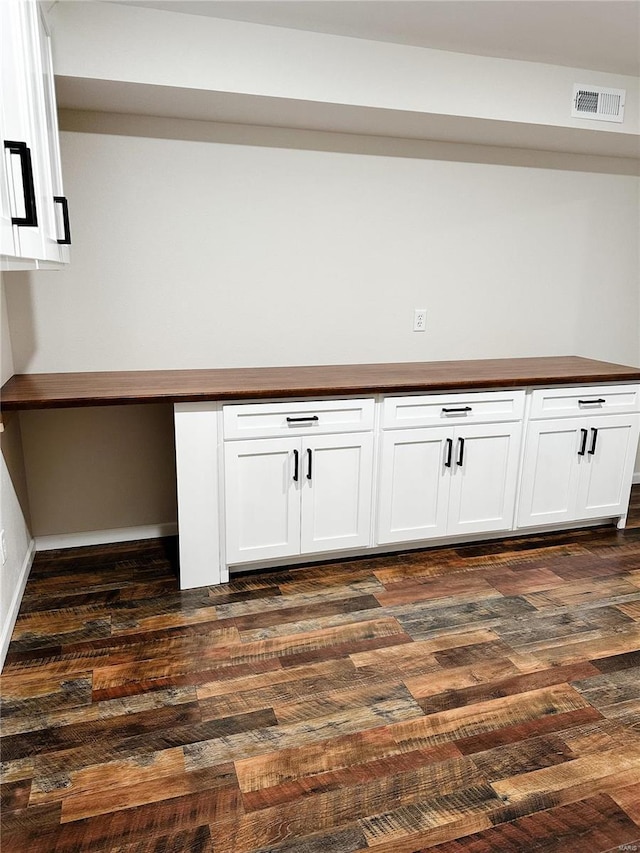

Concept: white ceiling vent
[[572, 84, 625, 123]]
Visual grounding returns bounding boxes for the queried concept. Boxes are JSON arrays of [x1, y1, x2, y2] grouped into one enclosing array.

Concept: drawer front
[[382, 390, 525, 429], [223, 398, 375, 439], [529, 384, 640, 420]]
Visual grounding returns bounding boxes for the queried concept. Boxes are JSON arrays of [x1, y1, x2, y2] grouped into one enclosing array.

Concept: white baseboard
[[633, 472, 640, 485], [0, 538, 36, 671], [35, 522, 178, 552]]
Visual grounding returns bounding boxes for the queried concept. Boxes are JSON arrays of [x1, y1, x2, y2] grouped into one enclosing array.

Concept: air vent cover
[[572, 84, 625, 122]]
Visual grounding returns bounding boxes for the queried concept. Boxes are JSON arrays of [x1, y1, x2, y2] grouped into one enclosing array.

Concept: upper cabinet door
[[31, 3, 69, 262], [1, 0, 42, 261], [1, 0, 69, 267]]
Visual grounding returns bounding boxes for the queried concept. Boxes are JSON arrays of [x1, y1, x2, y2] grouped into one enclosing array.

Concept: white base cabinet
[[173, 381, 640, 589], [517, 413, 640, 528], [377, 396, 523, 545], [222, 400, 374, 566], [516, 384, 640, 530]]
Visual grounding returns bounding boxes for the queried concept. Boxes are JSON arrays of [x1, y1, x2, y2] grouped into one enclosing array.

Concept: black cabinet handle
[[457, 437, 465, 467], [286, 416, 319, 423], [292, 448, 299, 482], [444, 437, 453, 468], [442, 406, 472, 413], [54, 196, 71, 244], [306, 448, 312, 480], [579, 398, 605, 405], [4, 141, 37, 226], [578, 428, 588, 456], [588, 428, 598, 455]]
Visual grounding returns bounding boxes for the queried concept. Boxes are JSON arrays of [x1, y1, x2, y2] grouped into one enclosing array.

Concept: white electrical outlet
[[0, 530, 6, 565], [413, 308, 427, 332]]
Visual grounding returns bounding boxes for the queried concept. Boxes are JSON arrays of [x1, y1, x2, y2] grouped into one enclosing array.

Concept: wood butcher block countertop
[[2, 356, 640, 411]]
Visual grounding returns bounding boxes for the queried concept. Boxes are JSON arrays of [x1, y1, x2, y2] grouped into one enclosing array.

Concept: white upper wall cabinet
[[1, 0, 70, 270]]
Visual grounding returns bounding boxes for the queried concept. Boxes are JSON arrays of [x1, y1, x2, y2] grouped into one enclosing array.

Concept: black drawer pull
[[442, 406, 472, 413], [54, 196, 71, 244], [306, 448, 312, 480], [578, 428, 588, 456], [578, 398, 605, 405], [588, 428, 598, 456], [292, 448, 299, 481], [4, 140, 37, 226], [286, 416, 319, 423], [457, 437, 465, 467], [444, 438, 453, 468]]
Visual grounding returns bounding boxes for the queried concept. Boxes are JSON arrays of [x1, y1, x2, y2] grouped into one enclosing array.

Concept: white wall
[[19, 403, 177, 538], [0, 281, 33, 664], [50, 1, 640, 138], [9, 122, 640, 372], [4, 116, 640, 537]]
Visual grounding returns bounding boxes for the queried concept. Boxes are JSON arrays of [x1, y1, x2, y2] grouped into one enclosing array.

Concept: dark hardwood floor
[[2, 490, 639, 852]]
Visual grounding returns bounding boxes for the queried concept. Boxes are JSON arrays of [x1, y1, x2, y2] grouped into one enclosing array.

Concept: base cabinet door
[[447, 422, 521, 537], [576, 414, 640, 520], [517, 418, 582, 528], [300, 433, 374, 553], [377, 423, 521, 544], [224, 438, 301, 564], [225, 433, 374, 564], [518, 414, 640, 529], [377, 427, 451, 544]]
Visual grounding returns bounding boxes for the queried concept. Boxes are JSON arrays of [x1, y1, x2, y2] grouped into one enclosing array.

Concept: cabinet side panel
[[174, 403, 220, 588]]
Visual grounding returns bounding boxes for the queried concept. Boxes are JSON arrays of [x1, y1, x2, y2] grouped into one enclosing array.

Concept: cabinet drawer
[[382, 390, 525, 429], [223, 398, 375, 439], [529, 384, 640, 420]]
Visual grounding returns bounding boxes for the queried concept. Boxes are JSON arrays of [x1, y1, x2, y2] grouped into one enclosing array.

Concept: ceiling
[[111, 0, 640, 77]]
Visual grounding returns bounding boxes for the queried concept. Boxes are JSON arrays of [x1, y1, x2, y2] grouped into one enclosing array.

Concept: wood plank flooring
[[2, 489, 640, 852]]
